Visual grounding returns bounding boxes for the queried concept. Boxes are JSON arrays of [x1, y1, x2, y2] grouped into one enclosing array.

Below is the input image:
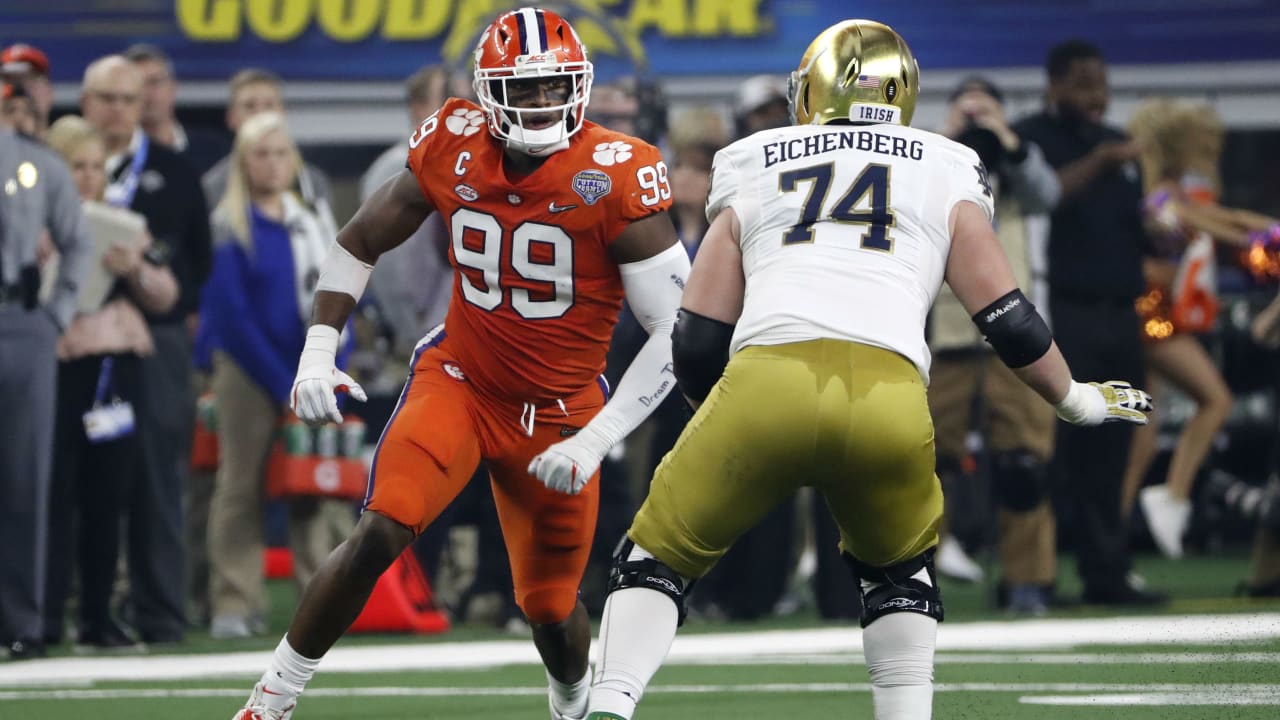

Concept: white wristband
[[302, 324, 340, 360], [1055, 380, 1103, 425], [315, 242, 373, 301]]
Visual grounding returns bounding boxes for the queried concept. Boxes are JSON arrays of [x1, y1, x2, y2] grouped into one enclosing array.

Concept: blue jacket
[[199, 203, 349, 403]]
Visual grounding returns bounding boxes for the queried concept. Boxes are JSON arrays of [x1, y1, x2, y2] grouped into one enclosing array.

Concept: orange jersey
[[406, 98, 672, 404]]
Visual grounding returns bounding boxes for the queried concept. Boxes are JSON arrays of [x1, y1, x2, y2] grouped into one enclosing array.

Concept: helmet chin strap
[[504, 123, 571, 157]]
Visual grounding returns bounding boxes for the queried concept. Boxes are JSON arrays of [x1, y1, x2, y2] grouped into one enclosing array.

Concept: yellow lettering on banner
[[245, 0, 312, 43], [316, 0, 381, 42], [692, 0, 762, 36], [176, 0, 240, 41], [383, 0, 452, 40], [628, 0, 688, 36], [442, 0, 499, 62]]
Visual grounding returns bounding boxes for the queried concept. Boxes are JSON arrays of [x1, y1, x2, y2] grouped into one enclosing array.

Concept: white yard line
[[0, 613, 1277, 687], [1, 683, 1278, 706], [1020, 691, 1280, 706]]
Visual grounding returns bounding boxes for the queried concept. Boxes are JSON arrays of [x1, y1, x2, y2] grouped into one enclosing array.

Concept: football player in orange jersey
[[231, 8, 688, 720]]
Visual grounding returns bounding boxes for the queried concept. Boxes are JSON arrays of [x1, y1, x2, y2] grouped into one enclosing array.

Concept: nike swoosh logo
[[548, 201, 578, 213]]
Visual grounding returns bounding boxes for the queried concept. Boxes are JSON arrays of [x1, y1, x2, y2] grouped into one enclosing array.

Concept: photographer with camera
[[929, 76, 1063, 614]]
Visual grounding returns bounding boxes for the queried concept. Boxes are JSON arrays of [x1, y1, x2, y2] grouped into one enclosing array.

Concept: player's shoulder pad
[[579, 123, 663, 174], [408, 97, 486, 158], [927, 130, 984, 168]]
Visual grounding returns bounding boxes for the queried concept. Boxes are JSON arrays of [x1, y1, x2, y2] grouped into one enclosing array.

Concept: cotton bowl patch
[[572, 169, 611, 205]]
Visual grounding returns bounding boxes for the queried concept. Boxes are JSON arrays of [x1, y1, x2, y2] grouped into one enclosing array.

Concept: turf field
[[3, 553, 1278, 719]]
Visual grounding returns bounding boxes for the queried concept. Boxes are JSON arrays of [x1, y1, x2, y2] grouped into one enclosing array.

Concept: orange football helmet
[[473, 7, 594, 156]]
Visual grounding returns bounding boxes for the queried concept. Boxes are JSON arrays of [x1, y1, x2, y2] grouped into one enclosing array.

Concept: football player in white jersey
[[584, 20, 1153, 720]]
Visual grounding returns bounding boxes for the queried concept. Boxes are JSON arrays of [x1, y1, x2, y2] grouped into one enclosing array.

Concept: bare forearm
[[127, 264, 179, 314], [1010, 341, 1072, 406], [310, 290, 357, 332]]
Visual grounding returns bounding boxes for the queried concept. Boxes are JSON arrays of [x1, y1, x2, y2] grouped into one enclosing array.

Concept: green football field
[[3, 553, 1279, 719]]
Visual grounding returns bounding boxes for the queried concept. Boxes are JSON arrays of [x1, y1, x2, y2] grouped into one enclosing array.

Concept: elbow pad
[[971, 289, 1052, 368], [671, 308, 735, 402]]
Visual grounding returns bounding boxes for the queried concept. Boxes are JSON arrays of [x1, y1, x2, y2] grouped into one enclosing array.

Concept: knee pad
[[607, 537, 693, 626], [844, 548, 944, 629], [991, 450, 1048, 512]]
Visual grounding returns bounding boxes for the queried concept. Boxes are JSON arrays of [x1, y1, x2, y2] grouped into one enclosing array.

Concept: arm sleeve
[[204, 241, 298, 403], [1004, 141, 1061, 214], [577, 242, 690, 451], [42, 154, 92, 329]]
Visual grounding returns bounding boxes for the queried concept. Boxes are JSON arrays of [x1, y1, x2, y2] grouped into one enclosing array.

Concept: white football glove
[[1055, 380, 1153, 426], [290, 325, 367, 426], [527, 426, 609, 495]]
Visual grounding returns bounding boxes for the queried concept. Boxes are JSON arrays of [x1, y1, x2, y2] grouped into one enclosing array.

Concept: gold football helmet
[[788, 20, 919, 127]]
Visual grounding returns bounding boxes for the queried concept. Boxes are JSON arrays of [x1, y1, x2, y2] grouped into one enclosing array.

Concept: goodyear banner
[[3, 0, 1278, 83]]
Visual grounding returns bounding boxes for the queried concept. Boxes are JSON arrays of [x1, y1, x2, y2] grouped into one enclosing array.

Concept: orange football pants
[[364, 336, 607, 624]]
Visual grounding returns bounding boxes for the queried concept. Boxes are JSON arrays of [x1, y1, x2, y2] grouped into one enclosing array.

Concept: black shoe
[[1082, 583, 1169, 607], [139, 629, 184, 645], [1238, 578, 1280, 598], [74, 621, 146, 655], [6, 638, 47, 661]]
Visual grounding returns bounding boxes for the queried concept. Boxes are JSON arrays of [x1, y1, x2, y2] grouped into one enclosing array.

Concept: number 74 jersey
[[708, 122, 994, 381], [407, 98, 673, 403]]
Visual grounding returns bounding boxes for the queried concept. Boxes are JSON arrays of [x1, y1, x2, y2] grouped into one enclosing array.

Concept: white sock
[[259, 634, 322, 708], [548, 665, 592, 718], [588, 546, 684, 720], [862, 606, 937, 720]]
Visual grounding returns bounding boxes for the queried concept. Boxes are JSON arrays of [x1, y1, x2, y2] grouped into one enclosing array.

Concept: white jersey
[[707, 122, 994, 380]]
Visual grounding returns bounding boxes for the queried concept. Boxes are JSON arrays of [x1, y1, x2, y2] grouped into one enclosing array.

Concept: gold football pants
[[629, 339, 942, 579]]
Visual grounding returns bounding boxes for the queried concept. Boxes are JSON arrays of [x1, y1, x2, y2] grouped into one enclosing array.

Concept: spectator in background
[[1, 81, 38, 136], [80, 54, 213, 642], [203, 69, 332, 215], [638, 121, 721, 483], [577, 75, 673, 616], [1014, 40, 1165, 606], [733, 74, 790, 139], [0, 83, 91, 662], [203, 112, 352, 640], [1122, 98, 1280, 559], [930, 77, 1063, 614], [42, 115, 179, 652], [657, 73, 799, 622], [124, 44, 230, 176], [1, 43, 53, 136], [359, 65, 459, 360], [1236, 292, 1280, 596]]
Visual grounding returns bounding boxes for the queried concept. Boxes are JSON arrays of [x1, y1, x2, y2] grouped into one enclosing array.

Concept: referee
[[0, 86, 90, 659]]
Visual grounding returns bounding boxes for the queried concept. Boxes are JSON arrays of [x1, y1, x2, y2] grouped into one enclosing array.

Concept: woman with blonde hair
[[201, 111, 352, 639], [1123, 98, 1280, 558], [42, 114, 179, 651]]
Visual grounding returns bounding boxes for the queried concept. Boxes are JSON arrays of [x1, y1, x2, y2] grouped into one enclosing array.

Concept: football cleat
[[232, 681, 296, 720]]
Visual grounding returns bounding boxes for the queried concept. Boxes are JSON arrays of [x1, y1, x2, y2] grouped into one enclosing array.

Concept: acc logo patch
[[454, 184, 479, 201], [592, 140, 633, 166], [442, 363, 467, 381], [571, 169, 611, 206], [445, 108, 485, 136]]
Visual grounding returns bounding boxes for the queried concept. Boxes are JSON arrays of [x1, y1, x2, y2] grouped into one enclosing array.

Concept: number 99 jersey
[[708, 122, 994, 381], [407, 97, 673, 403]]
